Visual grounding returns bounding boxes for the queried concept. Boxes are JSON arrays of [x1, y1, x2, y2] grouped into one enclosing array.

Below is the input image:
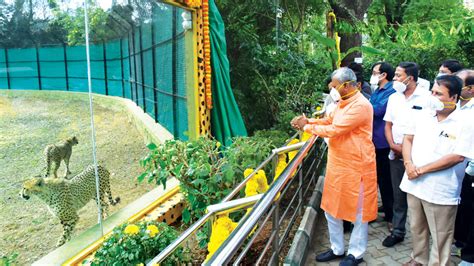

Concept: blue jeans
[[389, 159, 407, 238]]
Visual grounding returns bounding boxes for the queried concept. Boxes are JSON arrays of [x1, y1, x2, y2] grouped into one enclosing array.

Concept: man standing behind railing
[[291, 67, 377, 266]]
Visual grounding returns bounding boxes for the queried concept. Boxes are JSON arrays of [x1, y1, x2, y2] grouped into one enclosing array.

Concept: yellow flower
[[124, 224, 140, 235], [244, 168, 254, 177], [275, 154, 288, 179], [206, 215, 237, 261], [245, 180, 258, 196], [216, 141, 221, 148], [256, 170, 269, 193], [316, 106, 322, 111], [147, 225, 159, 237]]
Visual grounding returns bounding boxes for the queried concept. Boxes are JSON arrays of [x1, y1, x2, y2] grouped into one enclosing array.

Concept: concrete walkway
[[304, 214, 462, 265]]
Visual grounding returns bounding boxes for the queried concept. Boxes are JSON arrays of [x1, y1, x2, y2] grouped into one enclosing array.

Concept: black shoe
[[315, 249, 345, 262], [339, 254, 363, 266], [382, 234, 404, 247]]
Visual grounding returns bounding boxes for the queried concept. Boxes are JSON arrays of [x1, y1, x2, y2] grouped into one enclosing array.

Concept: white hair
[[331, 67, 357, 84]]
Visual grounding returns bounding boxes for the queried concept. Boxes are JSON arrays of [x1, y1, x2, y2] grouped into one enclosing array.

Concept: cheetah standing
[[44, 136, 78, 178]]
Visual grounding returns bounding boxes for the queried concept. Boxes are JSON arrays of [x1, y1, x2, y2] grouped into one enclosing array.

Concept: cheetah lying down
[[20, 165, 120, 246]]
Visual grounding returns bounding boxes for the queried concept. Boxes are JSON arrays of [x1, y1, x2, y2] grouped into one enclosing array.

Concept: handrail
[[146, 195, 262, 266], [204, 135, 318, 265], [146, 133, 306, 265]]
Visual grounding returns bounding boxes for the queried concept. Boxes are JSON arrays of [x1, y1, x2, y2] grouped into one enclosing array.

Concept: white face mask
[[369, 75, 380, 86], [428, 95, 444, 111], [330, 87, 341, 102], [393, 77, 410, 93], [393, 81, 407, 93]]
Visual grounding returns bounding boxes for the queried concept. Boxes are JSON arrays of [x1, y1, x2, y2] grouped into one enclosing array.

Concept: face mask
[[428, 95, 444, 111], [429, 95, 456, 111], [437, 72, 447, 78], [393, 77, 410, 93], [393, 81, 407, 93], [369, 75, 380, 86], [330, 87, 341, 102]]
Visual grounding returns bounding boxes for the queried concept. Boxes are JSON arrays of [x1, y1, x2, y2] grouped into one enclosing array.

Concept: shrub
[[90, 221, 186, 265]]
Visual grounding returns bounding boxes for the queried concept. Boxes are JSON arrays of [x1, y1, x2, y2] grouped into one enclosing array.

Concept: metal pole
[[103, 42, 109, 95], [132, 30, 139, 104], [84, 0, 104, 236], [271, 202, 280, 264], [172, 7, 178, 138], [35, 45, 42, 90], [151, 4, 158, 122], [63, 43, 69, 91], [120, 38, 125, 97], [127, 33, 133, 100], [139, 26, 146, 111]]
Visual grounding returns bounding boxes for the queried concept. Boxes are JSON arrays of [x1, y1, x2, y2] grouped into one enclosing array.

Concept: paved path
[[305, 214, 462, 265]]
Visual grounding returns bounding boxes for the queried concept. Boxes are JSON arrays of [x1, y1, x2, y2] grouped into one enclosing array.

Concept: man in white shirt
[[382, 62, 431, 247], [453, 69, 474, 264], [400, 75, 467, 266]]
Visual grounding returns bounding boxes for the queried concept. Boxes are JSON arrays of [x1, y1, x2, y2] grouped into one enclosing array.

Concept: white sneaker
[[458, 260, 474, 266]]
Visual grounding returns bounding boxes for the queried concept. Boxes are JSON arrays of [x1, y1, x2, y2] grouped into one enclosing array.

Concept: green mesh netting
[[0, 3, 188, 140]]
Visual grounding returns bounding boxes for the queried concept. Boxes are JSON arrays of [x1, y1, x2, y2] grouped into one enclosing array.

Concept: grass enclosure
[[0, 90, 156, 264]]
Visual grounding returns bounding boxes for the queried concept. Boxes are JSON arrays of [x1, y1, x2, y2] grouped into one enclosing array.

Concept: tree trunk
[[328, 0, 373, 66]]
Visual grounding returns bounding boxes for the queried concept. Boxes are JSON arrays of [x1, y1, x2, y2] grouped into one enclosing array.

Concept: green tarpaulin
[[209, 0, 248, 145]]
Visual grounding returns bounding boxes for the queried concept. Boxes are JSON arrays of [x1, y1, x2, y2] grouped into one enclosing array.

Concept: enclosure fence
[[0, 5, 188, 140]]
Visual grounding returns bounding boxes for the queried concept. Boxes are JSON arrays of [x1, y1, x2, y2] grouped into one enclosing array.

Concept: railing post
[[299, 161, 304, 216], [271, 201, 280, 264]]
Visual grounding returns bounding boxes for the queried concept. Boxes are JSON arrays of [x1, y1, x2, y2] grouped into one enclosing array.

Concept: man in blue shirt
[[369, 62, 396, 231]]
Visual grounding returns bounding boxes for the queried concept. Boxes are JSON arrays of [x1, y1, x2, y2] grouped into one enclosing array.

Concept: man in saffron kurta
[[292, 68, 377, 266]]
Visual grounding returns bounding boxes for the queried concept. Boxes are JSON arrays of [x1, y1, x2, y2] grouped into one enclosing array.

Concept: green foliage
[[224, 136, 275, 177], [0, 253, 18, 266], [252, 129, 291, 148], [363, 0, 474, 79], [216, 0, 329, 134], [90, 221, 186, 265], [138, 137, 274, 224]]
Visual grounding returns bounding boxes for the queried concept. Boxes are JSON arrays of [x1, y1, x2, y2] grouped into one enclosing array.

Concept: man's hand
[[290, 115, 308, 130], [405, 161, 422, 180], [290, 115, 303, 129], [391, 144, 403, 157]]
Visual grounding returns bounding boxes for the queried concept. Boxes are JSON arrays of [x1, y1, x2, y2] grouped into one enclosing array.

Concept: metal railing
[[147, 109, 328, 265], [204, 136, 327, 265], [146, 133, 317, 265]]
